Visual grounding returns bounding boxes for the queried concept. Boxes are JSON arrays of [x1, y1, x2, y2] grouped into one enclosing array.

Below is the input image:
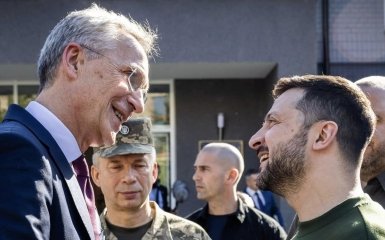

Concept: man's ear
[[152, 162, 159, 183], [91, 165, 101, 187], [227, 168, 239, 185], [312, 121, 338, 150], [61, 43, 83, 79]]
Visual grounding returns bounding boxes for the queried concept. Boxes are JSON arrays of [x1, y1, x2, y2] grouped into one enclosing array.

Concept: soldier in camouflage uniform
[[92, 117, 210, 240]]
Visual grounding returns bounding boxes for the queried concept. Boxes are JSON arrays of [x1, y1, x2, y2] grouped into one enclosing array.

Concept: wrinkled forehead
[[109, 36, 149, 72]]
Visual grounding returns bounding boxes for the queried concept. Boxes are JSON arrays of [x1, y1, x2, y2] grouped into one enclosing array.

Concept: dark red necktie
[[73, 156, 100, 240]]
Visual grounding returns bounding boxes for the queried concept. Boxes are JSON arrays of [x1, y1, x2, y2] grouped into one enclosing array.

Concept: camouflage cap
[[94, 117, 154, 158]]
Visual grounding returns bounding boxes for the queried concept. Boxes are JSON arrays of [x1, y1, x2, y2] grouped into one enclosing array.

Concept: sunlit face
[[192, 151, 228, 201], [78, 37, 149, 147], [360, 87, 385, 182], [91, 154, 157, 212], [248, 88, 308, 196]]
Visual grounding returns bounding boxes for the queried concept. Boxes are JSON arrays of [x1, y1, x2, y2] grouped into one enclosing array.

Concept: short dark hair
[[244, 168, 259, 178], [273, 75, 376, 164]]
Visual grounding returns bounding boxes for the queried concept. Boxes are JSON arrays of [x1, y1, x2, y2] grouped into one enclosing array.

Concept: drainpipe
[[322, 0, 330, 74]]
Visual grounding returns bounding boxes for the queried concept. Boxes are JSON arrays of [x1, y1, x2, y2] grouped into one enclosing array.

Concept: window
[[0, 82, 38, 121], [0, 85, 13, 120], [135, 81, 175, 207]]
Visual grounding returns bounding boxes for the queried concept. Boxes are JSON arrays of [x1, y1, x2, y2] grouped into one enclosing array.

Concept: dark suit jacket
[[245, 189, 284, 227], [0, 104, 94, 239], [152, 180, 170, 212]]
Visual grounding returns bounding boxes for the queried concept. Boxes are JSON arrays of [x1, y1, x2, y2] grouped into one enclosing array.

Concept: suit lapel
[[49, 143, 95, 239], [4, 105, 95, 239]]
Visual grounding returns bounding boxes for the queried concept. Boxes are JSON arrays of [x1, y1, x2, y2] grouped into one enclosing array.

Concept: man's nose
[[128, 90, 145, 114], [249, 128, 265, 150]]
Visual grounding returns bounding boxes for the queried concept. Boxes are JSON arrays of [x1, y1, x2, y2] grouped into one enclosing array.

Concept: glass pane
[[18, 85, 39, 108], [135, 84, 170, 125], [154, 132, 170, 190], [135, 83, 172, 208], [0, 86, 13, 121], [148, 93, 169, 124]]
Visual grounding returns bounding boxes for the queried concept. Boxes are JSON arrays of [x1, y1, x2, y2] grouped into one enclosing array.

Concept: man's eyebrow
[[126, 63, 145, 77], [264, 112, 275, 121], [194, 165, 209, 169], [108, 159, 121, 163], [133, 157, 147, 163], [264, 113, 270, 122]]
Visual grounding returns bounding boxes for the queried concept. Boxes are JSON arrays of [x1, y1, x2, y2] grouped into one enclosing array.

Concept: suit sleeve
[[161, 185, 170, 212], [0, 132, 53, 239]]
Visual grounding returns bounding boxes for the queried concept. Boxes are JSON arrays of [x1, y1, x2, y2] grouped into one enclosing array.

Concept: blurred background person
[[244, 168, 284, 227], [150, 167, 170, 212]]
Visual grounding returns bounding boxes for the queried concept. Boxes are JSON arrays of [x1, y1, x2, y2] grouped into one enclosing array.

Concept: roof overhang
[[0, 62, 277, 81], [150, 62, 276, 80]]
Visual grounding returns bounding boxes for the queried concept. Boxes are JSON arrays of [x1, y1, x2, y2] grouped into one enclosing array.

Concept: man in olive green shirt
[[249, 75, 385, 240]]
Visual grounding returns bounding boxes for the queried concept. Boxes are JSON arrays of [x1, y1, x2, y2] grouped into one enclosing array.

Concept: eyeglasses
[[80, 44, 148, 102]]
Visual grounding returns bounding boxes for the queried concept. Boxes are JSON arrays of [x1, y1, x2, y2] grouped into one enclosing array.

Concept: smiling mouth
[[259, 153, 269, 164], [113, 107, 125, 123]]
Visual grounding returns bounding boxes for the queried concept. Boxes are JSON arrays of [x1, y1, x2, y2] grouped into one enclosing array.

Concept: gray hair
[[37, 3, 158, 92]]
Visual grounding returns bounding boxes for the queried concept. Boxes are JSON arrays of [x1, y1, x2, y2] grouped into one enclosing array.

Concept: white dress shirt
[[245, 187, 266, 209], [26, 101, 81, 163]]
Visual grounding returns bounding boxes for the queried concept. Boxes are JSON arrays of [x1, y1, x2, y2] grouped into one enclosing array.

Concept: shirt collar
[[200, 200, 246, 223], [26, 101, 81, 163], [246, 187, 257, 195]]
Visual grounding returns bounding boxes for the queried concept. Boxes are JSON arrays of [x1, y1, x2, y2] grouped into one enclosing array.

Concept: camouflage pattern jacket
[[100, 201, 211, 240]]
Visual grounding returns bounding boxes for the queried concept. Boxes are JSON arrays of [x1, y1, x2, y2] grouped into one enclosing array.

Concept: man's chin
[[196, 194, 206, 200]]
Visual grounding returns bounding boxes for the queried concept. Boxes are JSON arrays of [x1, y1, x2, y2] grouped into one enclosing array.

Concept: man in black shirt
[[187, 142, 286, 240]]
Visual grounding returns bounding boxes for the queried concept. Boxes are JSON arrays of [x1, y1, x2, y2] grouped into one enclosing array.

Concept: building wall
[[0, 0, 317, 77], [320, 0, 385, 80], [329, 0, 385, 63]]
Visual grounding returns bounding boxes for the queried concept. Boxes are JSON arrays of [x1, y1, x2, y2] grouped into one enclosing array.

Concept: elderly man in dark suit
[[0, 4, 157, 239]]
